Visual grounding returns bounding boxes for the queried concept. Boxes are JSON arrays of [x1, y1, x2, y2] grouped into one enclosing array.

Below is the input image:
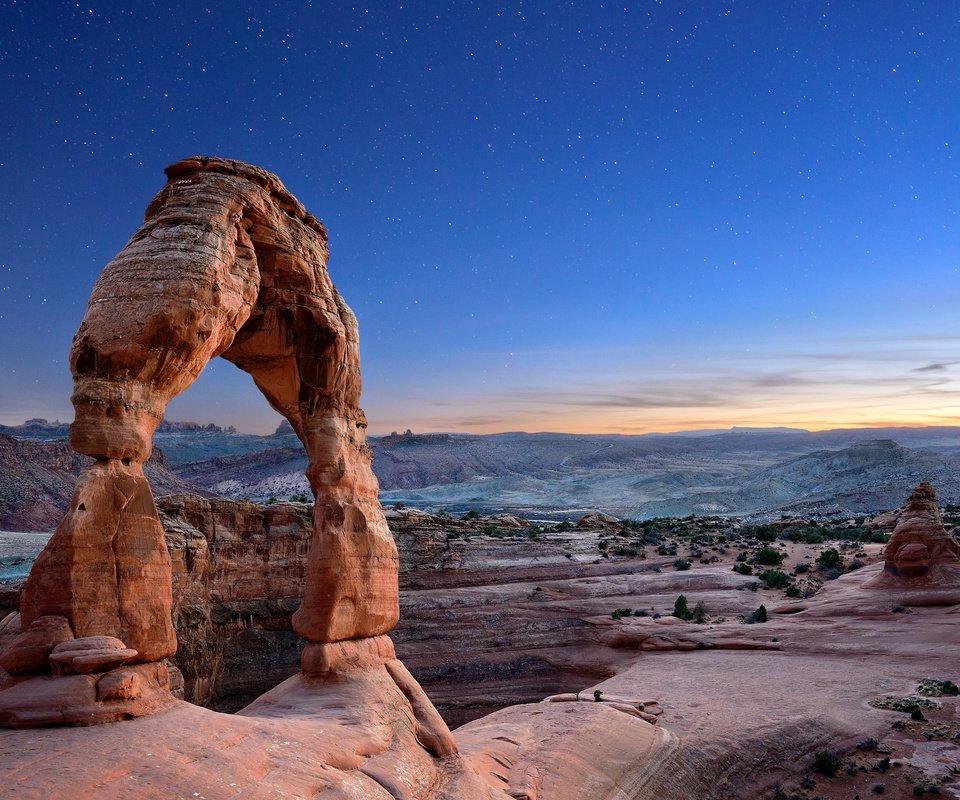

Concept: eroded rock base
[[0, 661, 176, 728]]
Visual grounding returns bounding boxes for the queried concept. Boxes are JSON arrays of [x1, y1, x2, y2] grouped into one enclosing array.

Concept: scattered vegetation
[[758, 569, 791, 589], [813, 749, 842, 777], [817, 548, 843, 569], [672, 594, 691, 620], [691, 600, 709, 624], [754, 546, 785, 566], [868, 696, 942, 714], [916, 678, 959, 697]]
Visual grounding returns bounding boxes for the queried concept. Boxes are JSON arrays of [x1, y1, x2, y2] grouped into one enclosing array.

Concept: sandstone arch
[[20, 157, 398, 666]]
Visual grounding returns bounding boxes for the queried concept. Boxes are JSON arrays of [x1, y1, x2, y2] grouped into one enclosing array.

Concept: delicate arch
[[21, 157, 398, 659]]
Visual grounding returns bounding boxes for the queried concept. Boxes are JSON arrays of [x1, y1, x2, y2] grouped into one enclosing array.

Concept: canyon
[[8, 422, 960, 532]]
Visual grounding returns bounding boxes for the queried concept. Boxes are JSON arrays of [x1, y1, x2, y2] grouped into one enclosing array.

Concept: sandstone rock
[[96, 668, 144, 702], [16, 157, 398, 683], [301, 634, 395, 675], [577, 512, 621, 529], [865, 509, 900, 531], [384, 658, 458, 758], [7, 158, 403, 728], [874, 483, 960, 583], [0, 615, 73, 675], [49, 636, 138, 675], [21, 463, 176, 663], [0, 661, 175, 727]]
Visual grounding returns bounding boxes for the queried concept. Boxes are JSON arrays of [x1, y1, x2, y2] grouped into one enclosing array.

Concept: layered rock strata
[[1, 157, 407, 728], [870, 482, 960, 585]]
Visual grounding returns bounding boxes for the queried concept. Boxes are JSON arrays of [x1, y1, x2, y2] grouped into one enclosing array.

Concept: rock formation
[[0, 157, 417, 730], [871, 482, 960, 585]]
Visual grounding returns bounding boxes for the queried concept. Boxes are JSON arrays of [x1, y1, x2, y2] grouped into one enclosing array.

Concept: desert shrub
[[785, 585, 801, 598], [673, 594, 691, 620], [813, 749, 842, 776], [794, 562, 811, 574], [611, 607, 633, 619], [461, 509, 480, 520], [734, 563, 753, 575], [674, 559, 691, 571], [691, 600, 708, 623], [266, 496, 278, 505], [751, 525, 778, 542], [868, 696, 941, 713], [848, 558, 864, 571], [759, 569, 791, 589], [817, 548, 842, 569], [754, 546, 784, 566], [593, 690, 603, 702], [745, 604, 768, 624], [917, 678, 960, 697]]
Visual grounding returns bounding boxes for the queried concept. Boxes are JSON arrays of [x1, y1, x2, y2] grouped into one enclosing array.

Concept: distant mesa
[[155, 420, 236, 434]]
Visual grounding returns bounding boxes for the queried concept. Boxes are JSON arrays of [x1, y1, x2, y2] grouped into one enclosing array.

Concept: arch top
[[68, 156, 353, 464], [9, 157, 398, 731]]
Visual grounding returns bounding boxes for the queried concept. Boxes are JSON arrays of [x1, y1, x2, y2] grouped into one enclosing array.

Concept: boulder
[[0, 615, 73, 675]]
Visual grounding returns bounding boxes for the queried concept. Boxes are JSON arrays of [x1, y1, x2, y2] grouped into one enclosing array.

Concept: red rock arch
[[21, 157, 398, 662]]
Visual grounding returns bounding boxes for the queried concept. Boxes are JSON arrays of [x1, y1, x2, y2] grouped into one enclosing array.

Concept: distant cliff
[[0, 433, 198, 530]]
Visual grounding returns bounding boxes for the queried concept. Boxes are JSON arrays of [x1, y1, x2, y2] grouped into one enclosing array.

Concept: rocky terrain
[[3, 158, 959, 800], [7, 421, 960, 530], [3, 490, 959, 797], [0, 432, 197, 531]]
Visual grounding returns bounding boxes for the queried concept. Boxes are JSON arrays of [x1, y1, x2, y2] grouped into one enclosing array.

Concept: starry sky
[[1, 1, 959, 435]]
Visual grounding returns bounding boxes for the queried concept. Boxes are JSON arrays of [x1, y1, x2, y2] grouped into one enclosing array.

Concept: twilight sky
[[1, 1, 959, 435]]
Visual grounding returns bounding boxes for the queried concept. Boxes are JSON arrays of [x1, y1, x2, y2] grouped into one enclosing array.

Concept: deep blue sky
[[1, 1, 959, 434]]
